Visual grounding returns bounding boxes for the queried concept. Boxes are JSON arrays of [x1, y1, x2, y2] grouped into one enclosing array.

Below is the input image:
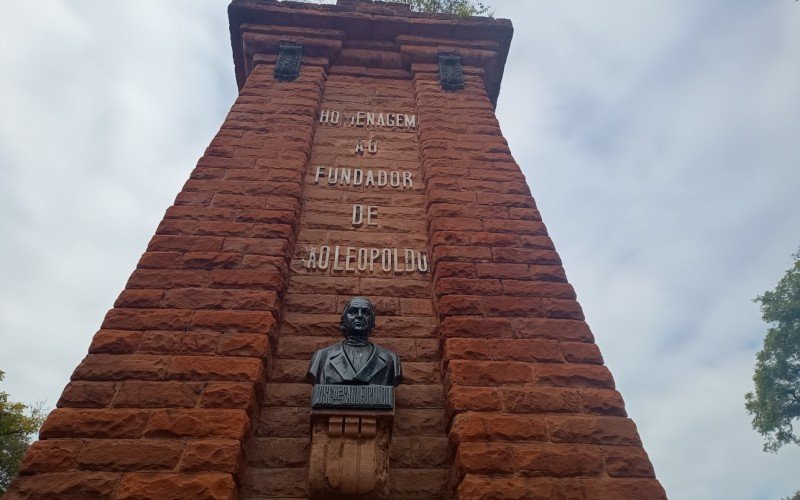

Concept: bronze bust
[[307, 297, 403, 387]]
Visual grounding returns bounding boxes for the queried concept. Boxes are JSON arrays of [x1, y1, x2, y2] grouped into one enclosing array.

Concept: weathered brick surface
[[115, 472, 237, 500], [58, 381, 118, 408], [243, 67, 450, 497], [248, 437, 310, 468], [76, 439, 185, 471], [413, 43, 663, 495], [39, 409, 150, 439], [5, 471, 122, 499], [389, 468, 450, 498], [456, 475, 667, 500], [243, 467, 307, 498], [17, 440, 82, 474], [111, 381, 203, 408], [143, 409, 250, 439], [179, 439, 243, 474], [450, 412, 549, 444]]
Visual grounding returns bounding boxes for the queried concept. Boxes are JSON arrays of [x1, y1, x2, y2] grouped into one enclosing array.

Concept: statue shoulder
[[375, 343, 402, 365], [307, 341, 344, 384], [312, 341, 343, 358]]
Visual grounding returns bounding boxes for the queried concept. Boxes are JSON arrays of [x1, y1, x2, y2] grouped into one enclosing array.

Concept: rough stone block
[[450, 412, 548, 444], [115, 472, 236, 500], [143, 409, 249, 439], [40, 409, 150, 439], [448, 386, 502, 413], [168, 356, 263, 382], [5, 471, 121, 498], [200, 381, 255, 409], [248, 437, 310, 467], [456, 475, 575, 500], [180, 439, 243, 473], [77, 439, 184, 471], [580, 478, 667, 499], [445, 338, 564, 363], [440, 316, 514, 339], [112, 381, 202, 408], [603, 445, 655, 478], [456, 442, 514, 474], [533, 364, 615, 389], [58, 381, 117, 408], [17, 439, 82, 474], [511, 443, 605, 477], [389, 468, 449, 498], [579, 389, 628, 417], [243, 467, 307, 498], [257, 407, 310, 437], [72, 354, 169, 381], [547, 416, 642, 446], [560, 341, 604, 364], [88, 330, 142, 355]]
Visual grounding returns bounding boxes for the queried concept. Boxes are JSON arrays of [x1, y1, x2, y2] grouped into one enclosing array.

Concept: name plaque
[[311, 384, 394, 411]]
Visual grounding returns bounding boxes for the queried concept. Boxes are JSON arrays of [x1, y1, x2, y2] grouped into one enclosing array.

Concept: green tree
[[0, 370, 46, 494], [395, 0, 490, 16], [296, 0, 491, 17], [745, 249, 800, 452]]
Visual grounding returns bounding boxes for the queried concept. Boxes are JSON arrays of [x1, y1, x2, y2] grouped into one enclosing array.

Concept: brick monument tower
[[7, 1, 666, 498]]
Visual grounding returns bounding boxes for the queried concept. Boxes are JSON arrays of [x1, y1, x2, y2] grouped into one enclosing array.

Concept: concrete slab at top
[[228, 0, 513, 106]]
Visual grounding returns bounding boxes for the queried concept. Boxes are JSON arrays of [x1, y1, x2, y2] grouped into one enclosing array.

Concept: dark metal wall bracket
[[275, 42, 303, 81], [438, 53, 465, 91]]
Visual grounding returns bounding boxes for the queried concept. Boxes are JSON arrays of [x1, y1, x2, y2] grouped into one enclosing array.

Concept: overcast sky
[[1, 1, 799, 498]]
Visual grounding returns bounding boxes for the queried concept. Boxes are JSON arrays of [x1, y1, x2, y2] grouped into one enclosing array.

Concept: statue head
[[339, 296, 376, 340]]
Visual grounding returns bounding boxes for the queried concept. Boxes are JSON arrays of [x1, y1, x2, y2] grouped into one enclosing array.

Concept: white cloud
[[0, 0, 235, 410], [492, 0, 800, 498], [1, 1, 799, 498]]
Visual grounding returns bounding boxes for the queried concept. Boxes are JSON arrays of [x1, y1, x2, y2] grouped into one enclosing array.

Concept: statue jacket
[[307, 341, 403, 387]]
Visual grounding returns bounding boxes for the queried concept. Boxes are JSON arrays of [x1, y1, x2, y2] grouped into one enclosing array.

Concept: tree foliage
[[395, 0, 490, 16], [745, 249, 800, 452], [0, 370, 46, 494], [294, 0, 491, 17]]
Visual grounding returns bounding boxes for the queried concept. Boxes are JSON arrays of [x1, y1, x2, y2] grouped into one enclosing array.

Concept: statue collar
[[329, 341, 386, 384]]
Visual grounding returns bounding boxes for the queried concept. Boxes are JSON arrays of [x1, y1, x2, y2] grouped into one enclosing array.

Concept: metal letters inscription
[[307, 297, 403, 410], [438, 52, 465, 91], [311, 384, 394, 410], [275, 42, 302, 81], [318, 109, 417, 129]]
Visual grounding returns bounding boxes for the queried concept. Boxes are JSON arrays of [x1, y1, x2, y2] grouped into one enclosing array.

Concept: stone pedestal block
[[308, 411, 394, 499]]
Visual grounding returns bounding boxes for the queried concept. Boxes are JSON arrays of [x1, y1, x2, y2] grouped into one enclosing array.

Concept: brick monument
[[7, 1, 667, 498]]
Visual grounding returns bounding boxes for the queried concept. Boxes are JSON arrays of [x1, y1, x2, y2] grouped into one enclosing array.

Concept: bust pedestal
[[308, 409, 394, 499], [305, 298, 402, 499]]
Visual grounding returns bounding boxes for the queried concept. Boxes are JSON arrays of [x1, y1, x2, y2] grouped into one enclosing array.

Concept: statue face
[[342, 297, 375, 338]]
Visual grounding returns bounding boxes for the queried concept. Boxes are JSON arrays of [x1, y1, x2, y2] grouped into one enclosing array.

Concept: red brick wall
[[413, 64, 666, 498], [242, 70, 449, 498]]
